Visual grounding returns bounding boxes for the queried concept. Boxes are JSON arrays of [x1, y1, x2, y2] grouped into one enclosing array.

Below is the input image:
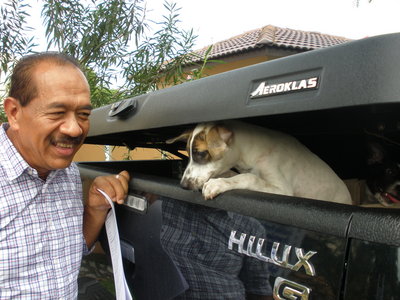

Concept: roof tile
[[191, 24, 352, 62]]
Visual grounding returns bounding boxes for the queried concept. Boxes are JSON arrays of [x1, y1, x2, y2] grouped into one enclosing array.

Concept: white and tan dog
[[167, 120, 352, 204]]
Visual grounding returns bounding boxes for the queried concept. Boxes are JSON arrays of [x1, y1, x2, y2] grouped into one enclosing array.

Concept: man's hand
[[83, 170, 130, 249], [87, 170, 130, 211]]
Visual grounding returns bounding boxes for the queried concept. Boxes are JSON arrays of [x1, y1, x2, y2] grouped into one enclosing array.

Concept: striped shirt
[[0, 123, 86, 299], [160, 197, 272, 299]]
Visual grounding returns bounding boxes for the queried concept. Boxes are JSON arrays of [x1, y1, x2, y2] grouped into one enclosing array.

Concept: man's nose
[[60, 115, 83, 137]]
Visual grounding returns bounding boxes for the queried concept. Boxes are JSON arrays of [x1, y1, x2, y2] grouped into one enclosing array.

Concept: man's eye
[[50, 111, 65, 116], [78, 111, 91, 119]]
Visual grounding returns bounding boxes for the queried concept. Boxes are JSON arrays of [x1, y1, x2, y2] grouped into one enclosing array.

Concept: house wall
[[190, 47, 299, 77], [199, 55, 270, 76], [74, 145, 164, 162]]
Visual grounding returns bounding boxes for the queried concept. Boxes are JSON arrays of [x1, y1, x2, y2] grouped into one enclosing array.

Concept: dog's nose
[[180, 179, 191, 190], [181, 183, 190, 190], [181, 178, 201, 191]]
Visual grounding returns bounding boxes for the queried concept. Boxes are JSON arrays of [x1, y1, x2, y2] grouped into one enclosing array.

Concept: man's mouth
[[54, 142, 76, 156], [56, 142, 74, 148], [52, 136, 83, 157]]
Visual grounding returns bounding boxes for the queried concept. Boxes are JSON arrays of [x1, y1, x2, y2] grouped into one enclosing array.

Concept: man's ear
[[3, 97, 21, 129]]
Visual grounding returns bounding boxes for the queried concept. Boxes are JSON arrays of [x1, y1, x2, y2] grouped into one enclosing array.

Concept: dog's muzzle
[[180, 178, 197, 190]]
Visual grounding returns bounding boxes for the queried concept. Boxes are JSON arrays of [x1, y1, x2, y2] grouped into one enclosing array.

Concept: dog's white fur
[[167, 120, 352, 204]]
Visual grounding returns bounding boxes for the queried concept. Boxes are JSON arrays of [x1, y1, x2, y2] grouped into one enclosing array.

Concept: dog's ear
[[166, 130, 192, 144], [217, 126, 233, 145], [367, 142, 385, 165], [207, 125, 233, 160]]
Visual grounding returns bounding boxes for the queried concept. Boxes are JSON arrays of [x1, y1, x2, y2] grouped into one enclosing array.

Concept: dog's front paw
[[202, 178, 230, 200]]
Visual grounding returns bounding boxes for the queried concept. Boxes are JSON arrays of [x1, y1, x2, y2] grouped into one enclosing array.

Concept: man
[[0, 52, 129, 299]]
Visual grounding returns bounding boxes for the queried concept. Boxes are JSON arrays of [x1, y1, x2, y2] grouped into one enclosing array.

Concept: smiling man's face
[[6, 61, 92, 179]]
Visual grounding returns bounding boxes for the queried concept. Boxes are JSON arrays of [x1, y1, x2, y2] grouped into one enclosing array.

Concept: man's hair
[[8, 52, 85, 106]]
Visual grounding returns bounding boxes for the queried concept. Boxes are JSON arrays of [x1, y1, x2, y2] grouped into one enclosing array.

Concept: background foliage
[[0, 0, 211, 122]]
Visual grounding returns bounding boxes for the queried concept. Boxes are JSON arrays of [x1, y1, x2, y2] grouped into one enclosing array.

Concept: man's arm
[[83, 170, 130, 249]]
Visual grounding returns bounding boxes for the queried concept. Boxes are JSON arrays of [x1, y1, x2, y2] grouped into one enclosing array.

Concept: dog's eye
[[192, 149, 210, 163], [193, 149, 208, 158], [385, 168, 393, 175], [198, 133, 206, 141]]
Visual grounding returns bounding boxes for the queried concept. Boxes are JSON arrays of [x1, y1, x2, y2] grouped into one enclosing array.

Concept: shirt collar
[[0, 123, 31, 180], [0, 123, 66, 181]]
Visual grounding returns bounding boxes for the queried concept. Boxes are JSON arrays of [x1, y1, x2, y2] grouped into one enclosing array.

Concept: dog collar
[[383, 192, 400, 204]]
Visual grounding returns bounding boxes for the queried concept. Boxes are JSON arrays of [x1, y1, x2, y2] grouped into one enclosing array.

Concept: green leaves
[[0, 0, 36, 122], [1, 0, 216, 118], [123, 1, 198, 95], [0, 0, 36, 76], [42, 0, 147, 96]]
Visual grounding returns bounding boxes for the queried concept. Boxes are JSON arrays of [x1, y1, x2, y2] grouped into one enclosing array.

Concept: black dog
[[365, 139, 400, 206]]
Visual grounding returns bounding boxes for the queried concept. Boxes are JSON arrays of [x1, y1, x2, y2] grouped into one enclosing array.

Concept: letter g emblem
[[273, 277, 311, 300]]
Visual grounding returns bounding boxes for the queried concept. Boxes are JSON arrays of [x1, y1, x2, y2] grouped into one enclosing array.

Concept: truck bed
[[79, 33, 400, 299]]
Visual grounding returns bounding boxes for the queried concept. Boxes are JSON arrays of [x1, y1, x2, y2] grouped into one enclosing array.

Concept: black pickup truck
[[78, 33, 400, 300]]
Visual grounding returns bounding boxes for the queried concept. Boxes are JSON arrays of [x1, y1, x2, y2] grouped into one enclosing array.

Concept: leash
[[364, 130, 400, 148], [97, 188, 133, 300]]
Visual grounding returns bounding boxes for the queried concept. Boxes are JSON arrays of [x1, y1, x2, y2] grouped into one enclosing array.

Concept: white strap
[[97, 188, 133, 300]]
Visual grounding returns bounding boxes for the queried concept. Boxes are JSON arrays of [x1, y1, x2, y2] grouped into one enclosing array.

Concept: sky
[[28, 0, 400, 51], [144, 0, 400, 48]]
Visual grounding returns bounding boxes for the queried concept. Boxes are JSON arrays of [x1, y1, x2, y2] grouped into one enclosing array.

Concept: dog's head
[[366, 141, 400, 206], [166, 122, 235, 190]]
